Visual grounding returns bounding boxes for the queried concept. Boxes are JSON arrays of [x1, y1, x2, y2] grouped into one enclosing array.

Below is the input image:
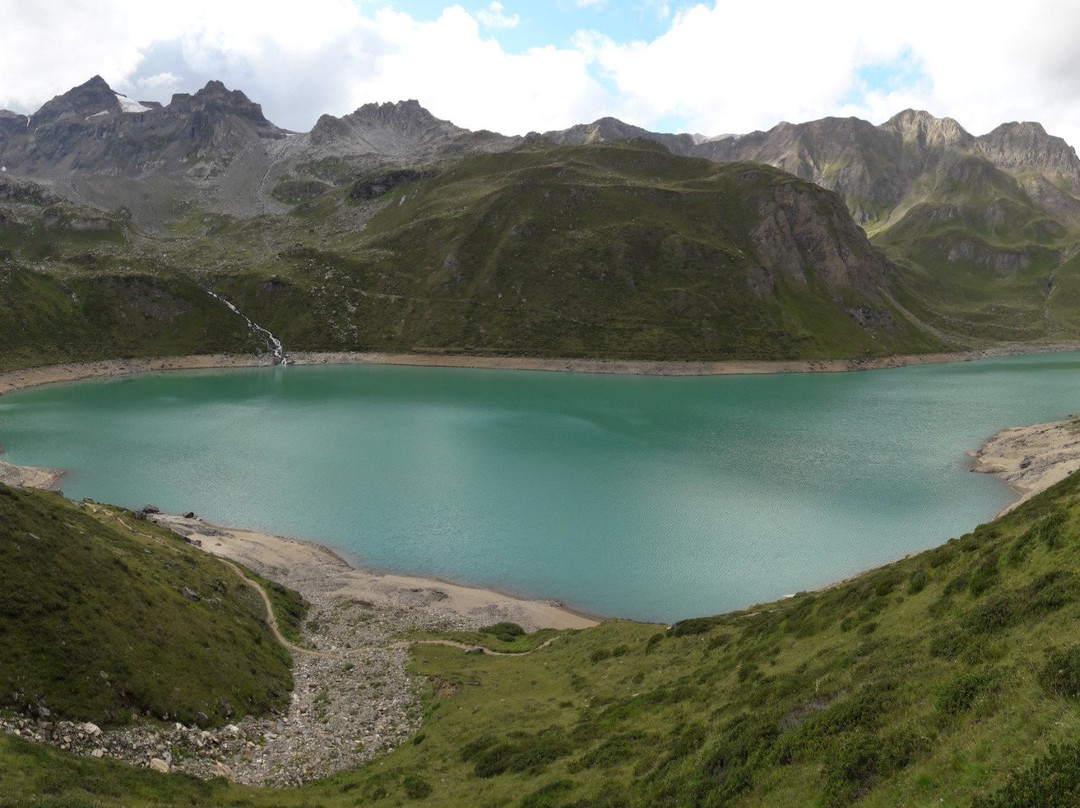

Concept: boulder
[[148, 757, 170, 774]]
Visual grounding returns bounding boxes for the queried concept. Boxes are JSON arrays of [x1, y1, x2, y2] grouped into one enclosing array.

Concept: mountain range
[[3, 75, 1080, 367]]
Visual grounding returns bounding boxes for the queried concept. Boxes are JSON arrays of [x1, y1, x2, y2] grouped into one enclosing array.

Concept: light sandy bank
[[971, 417, 1080, 515], [151, 514, 598, 632], [0, 459, 64, 489]]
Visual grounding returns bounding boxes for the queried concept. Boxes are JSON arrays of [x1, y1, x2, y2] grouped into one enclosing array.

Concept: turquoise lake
[[2, 354, 1080, 622]]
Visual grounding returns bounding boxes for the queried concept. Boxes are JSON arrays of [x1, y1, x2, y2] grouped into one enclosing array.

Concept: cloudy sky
[[4, 1, 1080, 147]]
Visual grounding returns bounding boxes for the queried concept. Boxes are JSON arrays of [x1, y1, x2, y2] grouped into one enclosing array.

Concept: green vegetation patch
[[0, 485, 293, 727]]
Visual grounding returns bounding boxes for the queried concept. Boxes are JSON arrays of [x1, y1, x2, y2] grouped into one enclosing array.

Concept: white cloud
[[584, 0, 1080, 146], [477, 1, 520, 29], [3, 0, 1080, 148]]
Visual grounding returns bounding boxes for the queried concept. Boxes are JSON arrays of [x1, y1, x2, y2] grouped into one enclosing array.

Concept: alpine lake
[[3, 352, 1080, 623]]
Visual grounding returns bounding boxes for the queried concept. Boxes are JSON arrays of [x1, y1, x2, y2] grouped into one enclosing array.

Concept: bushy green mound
[[0, 485, 293, 727]]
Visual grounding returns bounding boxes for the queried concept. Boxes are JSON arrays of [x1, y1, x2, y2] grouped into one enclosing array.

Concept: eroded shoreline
[[4, 342, 1080, 396], [970, 416, 1080, 515]]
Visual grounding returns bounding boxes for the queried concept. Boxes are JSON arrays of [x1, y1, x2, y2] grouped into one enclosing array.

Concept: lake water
[[2, 355, 1080, 622]]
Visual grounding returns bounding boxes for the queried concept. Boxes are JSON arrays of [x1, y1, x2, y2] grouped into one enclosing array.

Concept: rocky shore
[[971, 416, 1080, 514], [0, 588, 422, 786]]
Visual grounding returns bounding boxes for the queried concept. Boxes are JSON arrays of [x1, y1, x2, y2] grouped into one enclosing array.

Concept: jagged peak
[[977, 120, 1080, 175], [346, 99, 447, 127], [167, 80, 276, 130], [31, 75, 122, 125], [880, 109, 972, 149], [171, 80, 255, 108], [985, 120, 1048, 138]]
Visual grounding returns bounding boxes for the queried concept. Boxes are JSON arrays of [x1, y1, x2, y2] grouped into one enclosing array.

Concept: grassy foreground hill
[[8, 468, 1080, 804], [0, 485, 294, 728]]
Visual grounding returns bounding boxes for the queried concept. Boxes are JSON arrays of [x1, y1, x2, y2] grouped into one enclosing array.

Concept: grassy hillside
[[0, 485, 294, 727], [0, 143, 949, 370], [0, 188, 267, 371], [872, 156, 1080, 346], [256, 142, 940, 360], [8, 469, 1080, 804]]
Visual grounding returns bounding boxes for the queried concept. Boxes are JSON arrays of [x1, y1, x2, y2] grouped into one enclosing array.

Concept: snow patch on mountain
[[115, 93, 151, 114]]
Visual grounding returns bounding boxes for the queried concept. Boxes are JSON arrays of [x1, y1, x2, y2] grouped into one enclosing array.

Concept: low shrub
[[479, 622, 525, 642], [401, 774, 432, 799], [470, 728, 574, 778], [666, 617, 718, 637], [973, 742, 1080, 807], [936, 670, 997, 716], [1039, 646, 1080, 700], [907, 568, 930, 595], [968, 554, 1001, 596]]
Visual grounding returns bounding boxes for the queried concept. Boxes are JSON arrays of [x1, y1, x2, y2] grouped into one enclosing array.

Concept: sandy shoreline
[[4, 342, 1080, 396], [152, 513, 598, 632], [970, 416, 1080, 515]]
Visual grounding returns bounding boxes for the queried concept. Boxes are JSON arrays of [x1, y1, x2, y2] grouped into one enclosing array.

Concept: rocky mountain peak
[[167, 81, 274, 128], [31, 75, 122, 127], [541, 116, 698, 154], [346, 100, 449, 132], [976, 121, 1080, 180], [308, 99, 469, 154], [881, 109, 973, 151], [0, 109, 29, 139]]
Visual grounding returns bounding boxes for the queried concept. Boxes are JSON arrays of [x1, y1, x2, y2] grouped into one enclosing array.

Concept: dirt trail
[[217, 560, 335, 659]]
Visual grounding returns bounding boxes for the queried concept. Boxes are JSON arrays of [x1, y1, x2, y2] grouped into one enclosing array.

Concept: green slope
[[9, 465, 1080, 804], [0, 143, 949, 370], [872, 156, 1080, 346], [0, 485, 294, 727], [214, 142, 942, 361]]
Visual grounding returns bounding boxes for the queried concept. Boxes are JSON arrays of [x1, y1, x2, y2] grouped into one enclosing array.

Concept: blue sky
[[378, 0, 684, 50], [3, 1, 1080, 147]]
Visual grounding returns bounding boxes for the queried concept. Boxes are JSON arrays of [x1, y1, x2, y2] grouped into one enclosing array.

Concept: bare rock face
[[30, 76, 122, 127], [310, 99, 518, 161], [977, 121, 1080, 187], [879, 109, 973, 153], [167, 80, 277, 131], [748, 175, 889, 298]]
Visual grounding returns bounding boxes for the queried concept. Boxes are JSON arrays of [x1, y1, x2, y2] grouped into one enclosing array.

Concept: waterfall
[[206, 290, 288, 365]]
